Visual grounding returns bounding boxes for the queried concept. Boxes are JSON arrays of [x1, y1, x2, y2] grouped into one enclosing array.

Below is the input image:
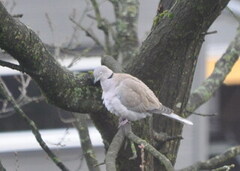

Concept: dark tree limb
[[186, 26, 240, 116], [0, 2, 121, 146], [0, 80, 70, 171], [73, 114, 100, 171], [0, 59, 25, 73], [0, 2, 102, 113], [128, 0, 230, 169], [180, 146, 240, 171]]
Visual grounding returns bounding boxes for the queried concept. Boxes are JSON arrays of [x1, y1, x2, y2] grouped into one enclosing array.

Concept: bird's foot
[[118, 118, 129, 128]]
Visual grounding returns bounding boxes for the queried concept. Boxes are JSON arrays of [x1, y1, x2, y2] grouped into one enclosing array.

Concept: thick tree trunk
[[123, 0, 230, 170]]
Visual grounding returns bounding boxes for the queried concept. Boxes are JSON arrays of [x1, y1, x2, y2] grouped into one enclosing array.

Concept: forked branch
[[105, 123, 174, 171]]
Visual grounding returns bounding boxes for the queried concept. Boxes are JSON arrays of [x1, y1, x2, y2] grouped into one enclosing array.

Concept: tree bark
[[127, 0, 230, 170]]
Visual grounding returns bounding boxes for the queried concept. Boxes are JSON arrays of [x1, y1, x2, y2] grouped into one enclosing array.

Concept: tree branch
[[111, 0, 139, 64], [105, 124, 174, 171], [0, 2, 102, 113], [69, 17, 104, 49], [0, 2, 118, 145], [0, 80, 70, 171], [0, 95, 44, 118], [0, 160, 6, 171], [186, 26, 240, 116], [89, 0, 111, 54], [73, 113, 100, 171], [105, 127, 125, 171], [153, 131, 183, 143], [101, 55, 123, 73], [128, 1, 230, 168], [124, 124, 174, 171], [0, 59, 25, 73], [0, 75, 44, 118], [180, 146, 240, 171], [212, 164, 235, 171]]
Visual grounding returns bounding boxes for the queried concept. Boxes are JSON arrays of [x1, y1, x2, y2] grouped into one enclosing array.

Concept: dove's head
[[93, 65, 113, 84]]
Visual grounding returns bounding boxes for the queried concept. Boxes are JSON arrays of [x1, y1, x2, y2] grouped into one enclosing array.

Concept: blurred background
[[0, 0, 240, 170]]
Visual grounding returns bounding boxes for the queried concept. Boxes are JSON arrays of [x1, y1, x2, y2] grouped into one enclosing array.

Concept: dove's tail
[[149, 106, 193, 125], [161, 113, 193, 125]]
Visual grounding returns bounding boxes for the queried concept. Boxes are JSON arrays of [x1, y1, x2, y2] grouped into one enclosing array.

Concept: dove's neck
[[101, 79, 113, 92]]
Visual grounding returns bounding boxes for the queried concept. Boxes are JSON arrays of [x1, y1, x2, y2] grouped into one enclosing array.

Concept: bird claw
[[118, 118, 129, 128]]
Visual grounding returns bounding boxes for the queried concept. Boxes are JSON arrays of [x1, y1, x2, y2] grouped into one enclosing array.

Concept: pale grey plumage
[[93, 65, 193, 125]]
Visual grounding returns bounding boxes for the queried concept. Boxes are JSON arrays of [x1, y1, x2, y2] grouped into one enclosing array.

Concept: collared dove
[[93, 65, 193, 126]]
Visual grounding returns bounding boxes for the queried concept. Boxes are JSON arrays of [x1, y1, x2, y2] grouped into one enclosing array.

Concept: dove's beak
[[93, 77, 99, 84]]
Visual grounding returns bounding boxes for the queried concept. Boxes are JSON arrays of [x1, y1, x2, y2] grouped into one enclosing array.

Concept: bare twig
[[69, 17, 104, 48], [139, 144, 145, 171], [123, 124, 174, 171], [212, 164, 235, 171], [186, 25, 240, 116], [0, 75, 44, 118], [67, 47, 94, 68], [153, 131, 183, 143], [73, 113, 100, 171], [89, 0, 111, 53], [0, 160, 6, 171], [201, 30, 217, 35], [129, 141, 137, 160], [94, 161, 105, 167], [185, 109, 217, 117], [49, 128, 69, 147], [0, 80, 70, 171], [0, 95, 44, 116], [190, 112, 217, 117], [12, 14, 23, 18], [180, 146, 240, 171], [14, 152, 19, 170], [45, 13, 55, 43], [15, 74, 31, 100]]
